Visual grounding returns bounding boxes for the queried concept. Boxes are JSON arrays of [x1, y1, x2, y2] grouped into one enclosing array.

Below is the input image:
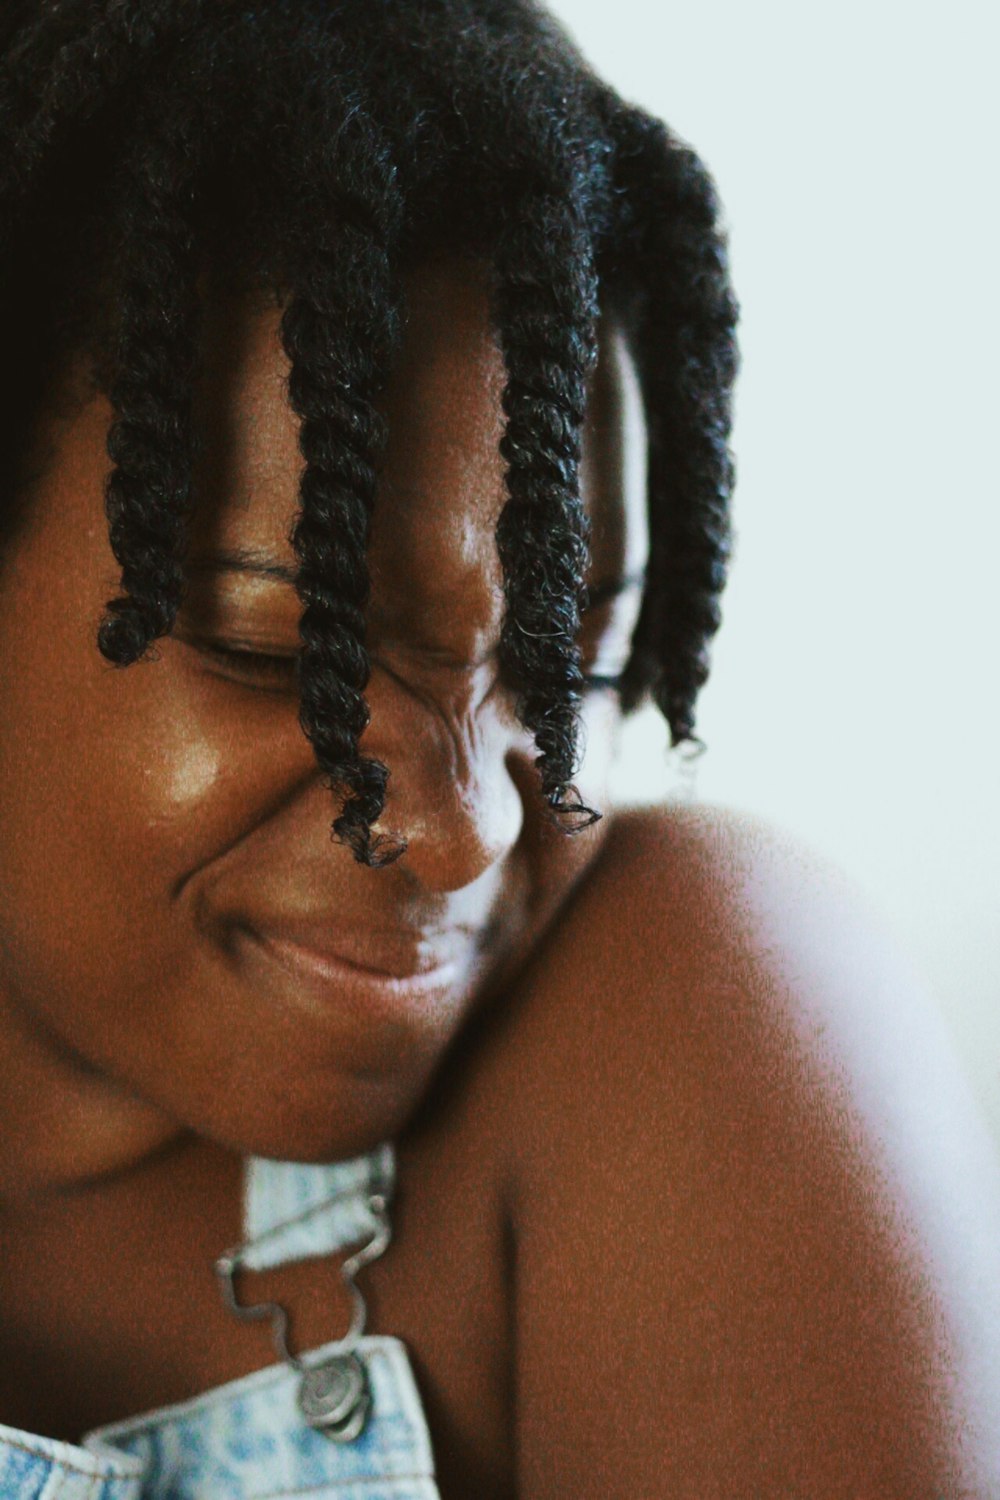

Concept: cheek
[[1, 642, 230, 876], [0, 599, 298, 1035]]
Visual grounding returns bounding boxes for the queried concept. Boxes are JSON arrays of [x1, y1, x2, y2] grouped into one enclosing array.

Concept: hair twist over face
[[274, 50, 408, 869], [97, 45, 213, 666], [493, 184, 601, 830], [0, 0, 739, 866]]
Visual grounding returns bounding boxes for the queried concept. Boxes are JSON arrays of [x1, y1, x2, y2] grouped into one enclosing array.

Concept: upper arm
[[504, 804, 1000, 1498]]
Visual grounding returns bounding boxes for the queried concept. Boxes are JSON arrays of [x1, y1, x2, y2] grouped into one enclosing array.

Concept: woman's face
[[0, 259, 648, 1166]]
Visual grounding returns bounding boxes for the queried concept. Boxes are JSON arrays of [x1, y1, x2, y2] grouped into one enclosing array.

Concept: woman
[[1, 1, 999, 1496]]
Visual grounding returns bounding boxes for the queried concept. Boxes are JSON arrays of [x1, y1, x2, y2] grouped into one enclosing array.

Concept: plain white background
[[549, 0, 1000, 1148]]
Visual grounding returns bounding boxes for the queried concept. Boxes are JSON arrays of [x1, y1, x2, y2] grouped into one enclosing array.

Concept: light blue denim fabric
[[0, 1144, 441, 1499]]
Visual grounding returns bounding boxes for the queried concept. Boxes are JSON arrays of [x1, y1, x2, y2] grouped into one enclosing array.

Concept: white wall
[[555, 0, 1000, 1148]]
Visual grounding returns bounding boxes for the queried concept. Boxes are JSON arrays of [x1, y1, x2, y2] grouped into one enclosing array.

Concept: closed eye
[[181, 636, 301, 693], [177, 568, 644, 698]]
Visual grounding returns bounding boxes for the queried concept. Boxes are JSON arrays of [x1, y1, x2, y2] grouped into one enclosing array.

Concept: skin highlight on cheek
[[146, 732, 224, 826]]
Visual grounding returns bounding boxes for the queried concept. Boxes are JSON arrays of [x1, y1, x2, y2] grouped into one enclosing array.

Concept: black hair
[[0, 0, 738, 867]]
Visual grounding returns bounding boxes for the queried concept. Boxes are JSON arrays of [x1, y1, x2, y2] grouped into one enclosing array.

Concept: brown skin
[[2, 260, 1000, 1497], [0, 258, 646, 1190]]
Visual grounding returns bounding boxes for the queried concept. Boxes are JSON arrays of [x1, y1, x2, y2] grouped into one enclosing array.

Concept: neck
[[0, 987, 183, 1203]]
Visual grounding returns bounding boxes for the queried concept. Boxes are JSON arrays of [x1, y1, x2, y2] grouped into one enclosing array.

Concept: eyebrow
[[186, 547, 646, 606]]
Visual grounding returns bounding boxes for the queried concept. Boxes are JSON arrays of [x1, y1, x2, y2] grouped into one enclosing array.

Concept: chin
[[136, 926, 472, 1164], [182, 1050, 434, 1166]]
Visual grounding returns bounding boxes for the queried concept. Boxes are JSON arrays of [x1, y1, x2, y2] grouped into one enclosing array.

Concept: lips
[[231, 928, 464, 1024], [244, 917, 472, 983]]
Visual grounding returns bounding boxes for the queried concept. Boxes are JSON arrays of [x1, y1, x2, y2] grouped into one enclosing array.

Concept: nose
[[360, 671, 528, 892]]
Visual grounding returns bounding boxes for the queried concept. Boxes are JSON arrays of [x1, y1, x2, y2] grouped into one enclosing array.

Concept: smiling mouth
[[235, 926, 469, 1014], [258, 931, 462, 987]]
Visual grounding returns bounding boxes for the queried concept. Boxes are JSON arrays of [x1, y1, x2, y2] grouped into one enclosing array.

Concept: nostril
[[377, 749, 524, 892], [352, 672, 529, 889]]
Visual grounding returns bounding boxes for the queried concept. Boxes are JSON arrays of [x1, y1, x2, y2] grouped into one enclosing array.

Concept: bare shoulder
[[499, 802, 1000, 1498]]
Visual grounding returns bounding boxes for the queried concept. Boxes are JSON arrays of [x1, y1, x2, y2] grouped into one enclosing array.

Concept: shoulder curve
[[562, 799, 972, 1073], [503, 800, 1000, 1495], [594, 797, 866, 926], [513, 797, 918, 1073]]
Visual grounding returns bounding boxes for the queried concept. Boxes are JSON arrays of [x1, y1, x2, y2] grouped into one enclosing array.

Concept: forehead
[[187, 258, 647, 616]]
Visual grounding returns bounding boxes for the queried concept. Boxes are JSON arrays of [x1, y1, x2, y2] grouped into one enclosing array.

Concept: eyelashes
[[176, 570, 639, 699], [182, 638, 301, 692], [186, 638, 624, 697]]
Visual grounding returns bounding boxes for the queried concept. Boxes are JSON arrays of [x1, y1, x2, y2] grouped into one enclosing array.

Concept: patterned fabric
[[0, 1145, 442, 1499]]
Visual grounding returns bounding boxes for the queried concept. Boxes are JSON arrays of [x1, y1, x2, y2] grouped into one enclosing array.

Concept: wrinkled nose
[[361, 675, 528, 893]]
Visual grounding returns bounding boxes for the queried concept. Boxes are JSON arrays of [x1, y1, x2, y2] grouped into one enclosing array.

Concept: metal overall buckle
[[213, 1177, 391, 1443]]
